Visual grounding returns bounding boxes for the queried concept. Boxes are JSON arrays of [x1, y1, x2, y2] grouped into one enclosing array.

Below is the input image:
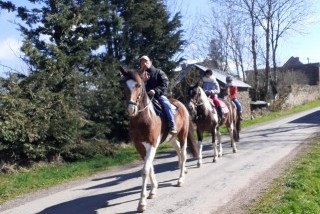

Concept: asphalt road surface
[[1, 107, 320, 214]]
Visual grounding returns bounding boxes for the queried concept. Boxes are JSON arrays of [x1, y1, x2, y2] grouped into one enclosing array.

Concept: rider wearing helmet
[[202, 69, 225, 123], [226, 75, 243, 120]]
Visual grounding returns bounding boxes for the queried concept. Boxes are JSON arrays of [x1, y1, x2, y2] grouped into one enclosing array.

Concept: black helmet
[[205, 69, 213, 75], [226, 75, 233, 83]]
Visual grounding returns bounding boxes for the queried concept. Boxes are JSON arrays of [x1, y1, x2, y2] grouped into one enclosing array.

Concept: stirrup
[[219, 115, 225, 124], [169, 126, 177, 134]]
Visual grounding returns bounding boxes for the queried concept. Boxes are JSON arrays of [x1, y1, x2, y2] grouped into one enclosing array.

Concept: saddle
[[151, 98, 177, 116], [152, 98, 163, 116], [208, 100, 217, 114], [220, 100, 229, 114]]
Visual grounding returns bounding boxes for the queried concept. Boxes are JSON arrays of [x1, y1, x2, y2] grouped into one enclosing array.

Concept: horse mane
[[198, 86, 213, 114], [123, 69, 144, 85]]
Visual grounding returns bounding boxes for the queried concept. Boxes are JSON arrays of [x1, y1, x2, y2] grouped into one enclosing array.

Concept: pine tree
[[0, 0, 186, 164], [103, 0, 185, 74], [10, 0, 102, 161]]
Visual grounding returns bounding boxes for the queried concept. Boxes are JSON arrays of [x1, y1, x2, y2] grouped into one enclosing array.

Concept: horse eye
[[136, 83, 141, 88]]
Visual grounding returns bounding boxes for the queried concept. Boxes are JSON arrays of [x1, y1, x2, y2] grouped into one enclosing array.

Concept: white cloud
[[0, 37, 22, 61]]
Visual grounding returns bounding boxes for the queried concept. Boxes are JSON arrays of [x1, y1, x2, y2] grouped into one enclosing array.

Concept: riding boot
[[238, 111, 243, 120]]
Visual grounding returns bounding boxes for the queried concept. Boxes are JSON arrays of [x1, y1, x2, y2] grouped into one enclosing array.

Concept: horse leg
[[137, 142, 158, 212], [171, 140, 187, 174], [211, 127, 218, 162], [147, 164, 158, 199], [236, 119, 241, 141], [228, 125, 237, 153], [216, 129, 223, 157], [171, 139, 187, 186], [196, 130, 203, 167], [178, 141, 187, 187]]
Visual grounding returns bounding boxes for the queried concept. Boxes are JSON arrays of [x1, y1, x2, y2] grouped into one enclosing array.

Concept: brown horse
[[187, 83, 239, 167], [119, 66, 198, 212]]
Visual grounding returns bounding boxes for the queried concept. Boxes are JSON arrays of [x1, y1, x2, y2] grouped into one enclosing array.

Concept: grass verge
[[249, 135, 320, 213]]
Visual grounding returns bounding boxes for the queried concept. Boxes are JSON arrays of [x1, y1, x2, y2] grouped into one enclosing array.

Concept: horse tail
[[187, 118, 199, 158], [233, 125, 239, 142], [233, 109, 240, 142], [235, 114, 241, 141]]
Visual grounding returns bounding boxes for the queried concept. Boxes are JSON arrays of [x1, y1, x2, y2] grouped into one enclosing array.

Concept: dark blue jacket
[[145, 65, 169, 98]]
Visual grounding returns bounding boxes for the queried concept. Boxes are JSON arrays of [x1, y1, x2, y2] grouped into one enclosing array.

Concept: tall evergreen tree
[[0, 0, 185, 164], [10, 0, 102, 160], [103, 0, 185, 74]]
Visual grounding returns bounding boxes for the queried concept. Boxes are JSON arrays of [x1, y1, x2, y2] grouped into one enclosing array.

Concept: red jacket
[[227, 85, 238, 100]]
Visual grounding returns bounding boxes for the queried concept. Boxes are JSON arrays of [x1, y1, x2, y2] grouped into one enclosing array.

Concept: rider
[[226, 75, 243, 120], [138, 55, 177, 134], [202, 69, 225, 123]]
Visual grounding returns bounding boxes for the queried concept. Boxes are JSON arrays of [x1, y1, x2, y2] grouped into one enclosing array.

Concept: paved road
[[1, 107, 320, 214]]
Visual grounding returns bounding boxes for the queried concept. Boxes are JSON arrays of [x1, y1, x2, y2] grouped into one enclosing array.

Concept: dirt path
[[1, 107, 320, 214]]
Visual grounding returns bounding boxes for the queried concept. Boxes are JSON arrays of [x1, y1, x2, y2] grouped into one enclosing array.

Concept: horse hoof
[[177, 181, 184, 187], [213, 158, 217, 163], [197, 162, 202, 168], [233, 149, 237, 153], [137, 204, 146, 213], [147, 193, 156, 199]]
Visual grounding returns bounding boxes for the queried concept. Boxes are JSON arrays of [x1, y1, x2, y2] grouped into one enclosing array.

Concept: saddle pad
[[220, 101, 229, 114]]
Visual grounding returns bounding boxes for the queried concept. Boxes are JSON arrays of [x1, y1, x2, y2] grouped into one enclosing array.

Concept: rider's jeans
[[158, 95, 176, 128]]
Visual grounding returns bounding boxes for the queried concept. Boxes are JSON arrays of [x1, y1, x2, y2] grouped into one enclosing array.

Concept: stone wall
[[223, 90, 251, 120], [238, 91, 251, 119], [232, 85, 320, 119], [283, 85, 320, 109]]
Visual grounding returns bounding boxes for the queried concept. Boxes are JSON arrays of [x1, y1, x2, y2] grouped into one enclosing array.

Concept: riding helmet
[[226, 75, 233, 83]]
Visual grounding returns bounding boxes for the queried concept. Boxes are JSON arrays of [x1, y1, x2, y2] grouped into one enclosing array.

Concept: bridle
[[126, 83, 155, 113], [189, 87, 204, 107], [136, 95, 154, 113]]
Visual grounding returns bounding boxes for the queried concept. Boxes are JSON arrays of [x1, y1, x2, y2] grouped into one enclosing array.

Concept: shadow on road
[[289, 110, 320, 124], [36, 153, 199, 214]]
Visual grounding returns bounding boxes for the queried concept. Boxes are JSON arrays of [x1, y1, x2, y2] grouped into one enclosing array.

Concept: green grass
[[0, 146, 139, 203], [249, 136, 320, 214], [0, 99, 319, 205]]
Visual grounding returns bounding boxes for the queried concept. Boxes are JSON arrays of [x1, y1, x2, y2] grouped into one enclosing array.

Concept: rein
[[137, 95, 155, 113], [191, 100, 204, 107], [190, 95, 204, 107]]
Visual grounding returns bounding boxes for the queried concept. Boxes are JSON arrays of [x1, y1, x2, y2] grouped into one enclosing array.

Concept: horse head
[[119, 66, 146, 117], [187, 82, 202, 115]]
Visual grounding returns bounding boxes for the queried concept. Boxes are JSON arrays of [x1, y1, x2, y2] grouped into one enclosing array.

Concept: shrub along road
[[1, 107, 320, 214]]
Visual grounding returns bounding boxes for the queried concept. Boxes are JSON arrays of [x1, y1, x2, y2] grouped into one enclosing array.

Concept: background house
[[245, 56, 320, 110], [281, 57, 320, 85], [172, 63, 251, 119]]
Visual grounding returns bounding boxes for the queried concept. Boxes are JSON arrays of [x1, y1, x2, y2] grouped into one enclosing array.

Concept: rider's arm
[[154, 69, 169, 96]]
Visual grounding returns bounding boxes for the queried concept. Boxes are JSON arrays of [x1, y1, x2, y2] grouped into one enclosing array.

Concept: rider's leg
[[158, 95, 177, 134], [232, 99, 243, 120], [212, 95, 224, 121]]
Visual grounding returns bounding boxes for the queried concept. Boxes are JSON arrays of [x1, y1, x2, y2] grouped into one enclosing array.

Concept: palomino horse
[[187, 83, 239, 167], [119, 66, 198, 212]]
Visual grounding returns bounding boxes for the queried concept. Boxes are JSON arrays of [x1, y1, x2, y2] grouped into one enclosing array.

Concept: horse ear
[[195, 81, 200, 87], [119, 65, 128, 76]]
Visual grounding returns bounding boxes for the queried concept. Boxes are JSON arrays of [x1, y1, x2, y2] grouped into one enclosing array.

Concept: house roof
[[282, 56, 304, 68], [175, 64, 251, 88]]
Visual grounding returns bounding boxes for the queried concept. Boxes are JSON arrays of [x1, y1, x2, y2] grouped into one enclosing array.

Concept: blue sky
[[0, 0, 319, 76]]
